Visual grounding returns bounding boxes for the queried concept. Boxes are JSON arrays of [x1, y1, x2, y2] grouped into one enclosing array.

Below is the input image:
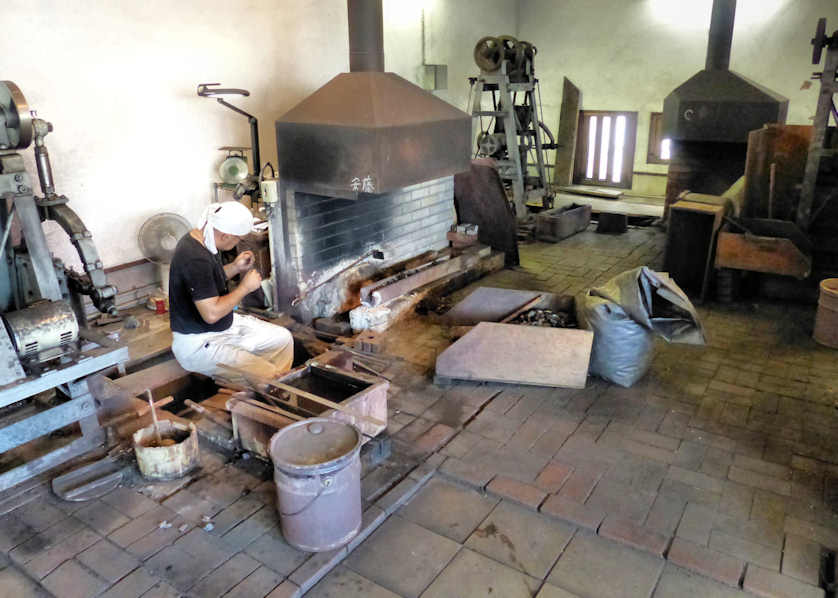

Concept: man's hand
[[194, 269, 264, 325], [241, 269, 263, 293], [233, 250, 255, 274]]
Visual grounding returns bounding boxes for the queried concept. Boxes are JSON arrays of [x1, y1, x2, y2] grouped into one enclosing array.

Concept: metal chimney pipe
[[705, 0, 736, 70], [348, 0, 385, 72]]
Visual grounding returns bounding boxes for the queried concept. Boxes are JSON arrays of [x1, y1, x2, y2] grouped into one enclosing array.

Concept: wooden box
[[229, 359, 388, 460], [536, 204, 592, 242]]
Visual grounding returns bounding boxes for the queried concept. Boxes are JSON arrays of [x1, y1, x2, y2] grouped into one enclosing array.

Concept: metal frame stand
[[469, 62, 552, 218], [0, 344, 128, 492], [797, 20, 838, 230]]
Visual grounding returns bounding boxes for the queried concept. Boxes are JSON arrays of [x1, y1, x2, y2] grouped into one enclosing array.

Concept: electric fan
[[138, 213, 191, 296]]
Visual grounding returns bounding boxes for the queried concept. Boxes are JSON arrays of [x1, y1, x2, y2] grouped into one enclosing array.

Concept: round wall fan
[[138, 213, 191, 295]]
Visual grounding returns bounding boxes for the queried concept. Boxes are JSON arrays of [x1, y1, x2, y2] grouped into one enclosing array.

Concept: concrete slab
[[244, 528, 309, 577], [465, 500, 575, 579], [398, 477, 499, 543], [548, 533, 664, 598], [422, 548, 540, 598], [0, 565, 52, 597], [435, 322, 593, 389], [344, 515, 459, 598], [307, 565, 401, 598]]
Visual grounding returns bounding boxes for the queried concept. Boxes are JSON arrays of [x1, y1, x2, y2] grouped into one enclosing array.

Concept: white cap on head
[[197, 201, 253, 254]]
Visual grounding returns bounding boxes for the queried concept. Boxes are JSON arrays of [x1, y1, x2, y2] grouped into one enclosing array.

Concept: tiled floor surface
[[1, 225, 836, 597]]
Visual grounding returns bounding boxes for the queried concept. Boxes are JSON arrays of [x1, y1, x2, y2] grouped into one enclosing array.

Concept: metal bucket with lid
[[814, 278, 838, 348], [269, 418, 362, 552]]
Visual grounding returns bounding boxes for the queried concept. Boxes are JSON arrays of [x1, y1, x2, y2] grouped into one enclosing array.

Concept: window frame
[[573, 110, 638, 189], [647, 112, 671, 165]]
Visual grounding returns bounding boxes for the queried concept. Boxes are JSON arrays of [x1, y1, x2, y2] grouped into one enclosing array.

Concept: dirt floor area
[[1, 224, 836, 597]]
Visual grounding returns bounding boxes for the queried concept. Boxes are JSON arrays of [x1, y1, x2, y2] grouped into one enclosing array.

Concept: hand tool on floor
[[184, 399, 233, 431], [52, 456, 124, 502], [144, 388, 171, 446], [218, 364, 386, 427]]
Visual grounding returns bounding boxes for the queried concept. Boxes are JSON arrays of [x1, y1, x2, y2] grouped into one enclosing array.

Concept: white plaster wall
[[519, 0, 838, 194], [4, 0, 833, 267], [3, 0, 516, 268], [382, 0, 520, 111]]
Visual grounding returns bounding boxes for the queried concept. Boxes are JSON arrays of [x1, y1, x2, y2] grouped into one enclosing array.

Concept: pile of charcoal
[[511, 308, 576, 328]]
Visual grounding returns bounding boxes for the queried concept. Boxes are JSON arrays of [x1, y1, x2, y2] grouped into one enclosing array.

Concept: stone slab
[[307, 565, 401, 598], [0, 563, 52, 597], [398, 477, 498, 543], [76, 539, 139, 583], [344, 515, 459, 598], [422, 548, 541, 598], [465, 500, 575, 579], [40, 559, 109, 598], [224, 565, 284, 598], [548, 533, 664, 598], [435, 322, 593, 389]]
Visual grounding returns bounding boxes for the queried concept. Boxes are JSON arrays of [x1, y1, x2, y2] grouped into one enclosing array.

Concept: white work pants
[[171, 313, 294, 380]]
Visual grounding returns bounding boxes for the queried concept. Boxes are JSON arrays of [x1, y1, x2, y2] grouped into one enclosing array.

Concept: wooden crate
[[229, 357, 388, 460], [536, 204, 592, 242]]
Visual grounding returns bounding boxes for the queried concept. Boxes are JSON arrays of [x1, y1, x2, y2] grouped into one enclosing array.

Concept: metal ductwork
[[663, 0, 788, 143], [348, 0, 385, 72], [275, 0, 471, 198]]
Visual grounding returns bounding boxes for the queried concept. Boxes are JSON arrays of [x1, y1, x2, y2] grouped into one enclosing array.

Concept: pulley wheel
[[517, 41, 536, 61], [0, 81, 33, 150], [812, 18, 828, 65], [477, 132, 503, 157], [474, 36, 503, 72], [497, 35, 519, 52]]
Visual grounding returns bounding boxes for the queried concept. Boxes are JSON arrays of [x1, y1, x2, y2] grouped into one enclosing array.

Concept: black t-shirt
[[169, 234, 233, 334]]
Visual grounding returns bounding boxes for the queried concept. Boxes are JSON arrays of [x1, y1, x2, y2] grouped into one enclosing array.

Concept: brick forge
[[270, 176, 455, 323]]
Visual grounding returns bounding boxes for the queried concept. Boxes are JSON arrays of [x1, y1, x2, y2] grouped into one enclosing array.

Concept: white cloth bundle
[[198, 201, 254, 254]]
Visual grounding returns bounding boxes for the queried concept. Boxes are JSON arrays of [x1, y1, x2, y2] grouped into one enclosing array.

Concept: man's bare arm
[[194, 270, 262, 324]]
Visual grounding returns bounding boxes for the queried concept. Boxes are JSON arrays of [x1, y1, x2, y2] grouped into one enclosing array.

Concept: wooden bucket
[[814, 278, 838, 348]]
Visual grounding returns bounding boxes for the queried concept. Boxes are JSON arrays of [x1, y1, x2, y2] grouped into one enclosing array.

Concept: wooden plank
[[218, 364, 386, 428], [201, 393, 234, 411], [435, 322, 593, 389], [556, 186, 624, 200], [184, 400, 233, 430], [551, 194, 663, 218], [715, 232, 812, 279], [111, 359, 189, 397], [554, 77, 581, 186], [124, 329, 173, 369], [230, 400, 298, 429]]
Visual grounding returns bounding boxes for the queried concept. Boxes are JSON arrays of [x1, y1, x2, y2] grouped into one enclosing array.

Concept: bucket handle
[[279, 475, 333, 517]]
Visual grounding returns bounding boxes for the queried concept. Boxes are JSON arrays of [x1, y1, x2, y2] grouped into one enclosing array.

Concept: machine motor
[[2, 300, 78, 362]]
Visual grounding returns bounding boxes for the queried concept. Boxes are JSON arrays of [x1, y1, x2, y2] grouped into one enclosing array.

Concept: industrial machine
[[0, 80, 127, 491], [468, 35, 556, 218]]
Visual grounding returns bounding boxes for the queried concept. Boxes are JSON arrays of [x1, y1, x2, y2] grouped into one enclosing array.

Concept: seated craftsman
[[169, 201, 293, 380]]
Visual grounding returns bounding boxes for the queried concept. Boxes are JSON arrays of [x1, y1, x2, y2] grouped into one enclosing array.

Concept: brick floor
[[5, 226, 838, 596]]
